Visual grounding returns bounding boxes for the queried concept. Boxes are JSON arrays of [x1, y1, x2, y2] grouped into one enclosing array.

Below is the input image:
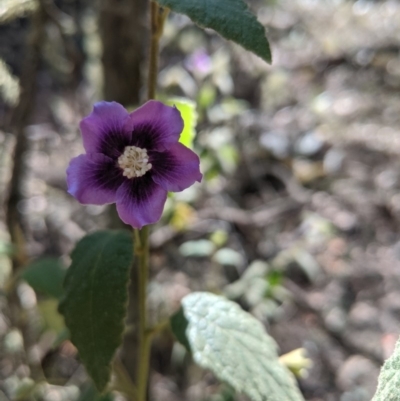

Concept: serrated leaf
[[22, 258, 66, 299], [59, 231, 133, 392], [373, 336, 400, 401], [166, 97, 197, 149], [156, 0, 272, 63], [170, 292, 304, 401]]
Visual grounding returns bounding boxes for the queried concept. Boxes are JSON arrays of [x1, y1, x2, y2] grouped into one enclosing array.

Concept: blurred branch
[[199, 198, 300, 226], [150, 198, 300, 248], [270, 164, 312, 204], [2, 2, 49, 380], [41, 0, 83, 85], [5, 0, 47, 270]]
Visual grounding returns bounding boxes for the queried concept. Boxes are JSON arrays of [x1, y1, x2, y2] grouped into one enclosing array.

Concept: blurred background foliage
[[1, 0, 400, 400]]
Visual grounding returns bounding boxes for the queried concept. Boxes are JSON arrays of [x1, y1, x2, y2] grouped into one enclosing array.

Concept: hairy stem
[[134, 4, 168, 400], [135, 226, 150, 401]]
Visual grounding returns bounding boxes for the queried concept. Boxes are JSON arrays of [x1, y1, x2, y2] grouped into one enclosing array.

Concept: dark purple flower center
[[117, 145, 152, 178]]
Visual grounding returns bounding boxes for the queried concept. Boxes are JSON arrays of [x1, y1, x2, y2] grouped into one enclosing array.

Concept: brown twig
[[147, 2, 169, 100], [198, 198, 300, 226], [41, 0, 82, 86]]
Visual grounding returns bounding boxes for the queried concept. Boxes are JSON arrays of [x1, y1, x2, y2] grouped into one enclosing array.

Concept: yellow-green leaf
[[166, 97, 197, 149]]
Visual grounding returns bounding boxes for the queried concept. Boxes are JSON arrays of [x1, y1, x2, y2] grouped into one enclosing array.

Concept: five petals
[[67, 100, 202, 228]]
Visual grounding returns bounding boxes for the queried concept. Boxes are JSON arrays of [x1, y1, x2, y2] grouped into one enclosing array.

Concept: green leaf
[[373, 336, 400, 401], [170, 292, 304, 401], [59, 231, 133, 392], [78, 383, 114, 401], [22, 258, 66, 299], [37, 299, 65, 334], [156, 0, 272, 63], [170, 308, 190, 352], [166, 97, 197, 148]]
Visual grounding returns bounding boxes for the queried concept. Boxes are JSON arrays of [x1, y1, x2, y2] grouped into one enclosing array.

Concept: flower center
[[118, 146, 152, 178]]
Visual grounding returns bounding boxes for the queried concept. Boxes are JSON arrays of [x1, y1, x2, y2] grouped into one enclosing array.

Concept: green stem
[[134, 4, 168, 400], [135, 226, 150, 401]]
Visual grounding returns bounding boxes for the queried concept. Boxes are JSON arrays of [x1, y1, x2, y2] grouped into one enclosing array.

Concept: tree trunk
[[99, 0, 148, 106], [98, 0, 150, 389]]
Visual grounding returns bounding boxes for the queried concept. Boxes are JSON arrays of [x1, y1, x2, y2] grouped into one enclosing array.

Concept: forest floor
[[1, 0, 400, 400]]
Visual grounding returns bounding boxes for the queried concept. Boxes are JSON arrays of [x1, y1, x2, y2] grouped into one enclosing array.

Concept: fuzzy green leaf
[[156, 0, 271, 63], [170, 292, 304, 401], [373, 336, 400, 401], [59, 231, 133, 392], [22, 258, 66, 299]]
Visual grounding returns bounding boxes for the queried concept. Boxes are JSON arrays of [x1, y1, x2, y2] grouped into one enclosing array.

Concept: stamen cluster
[[118, 146, 152, 178]]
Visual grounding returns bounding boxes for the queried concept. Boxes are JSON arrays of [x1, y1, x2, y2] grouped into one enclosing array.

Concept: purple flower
[[185, 49, 212, 77], [67, 100, 202, 228]]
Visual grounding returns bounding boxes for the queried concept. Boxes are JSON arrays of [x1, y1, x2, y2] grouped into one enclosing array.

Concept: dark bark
[[99, 0, 148, 106]]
